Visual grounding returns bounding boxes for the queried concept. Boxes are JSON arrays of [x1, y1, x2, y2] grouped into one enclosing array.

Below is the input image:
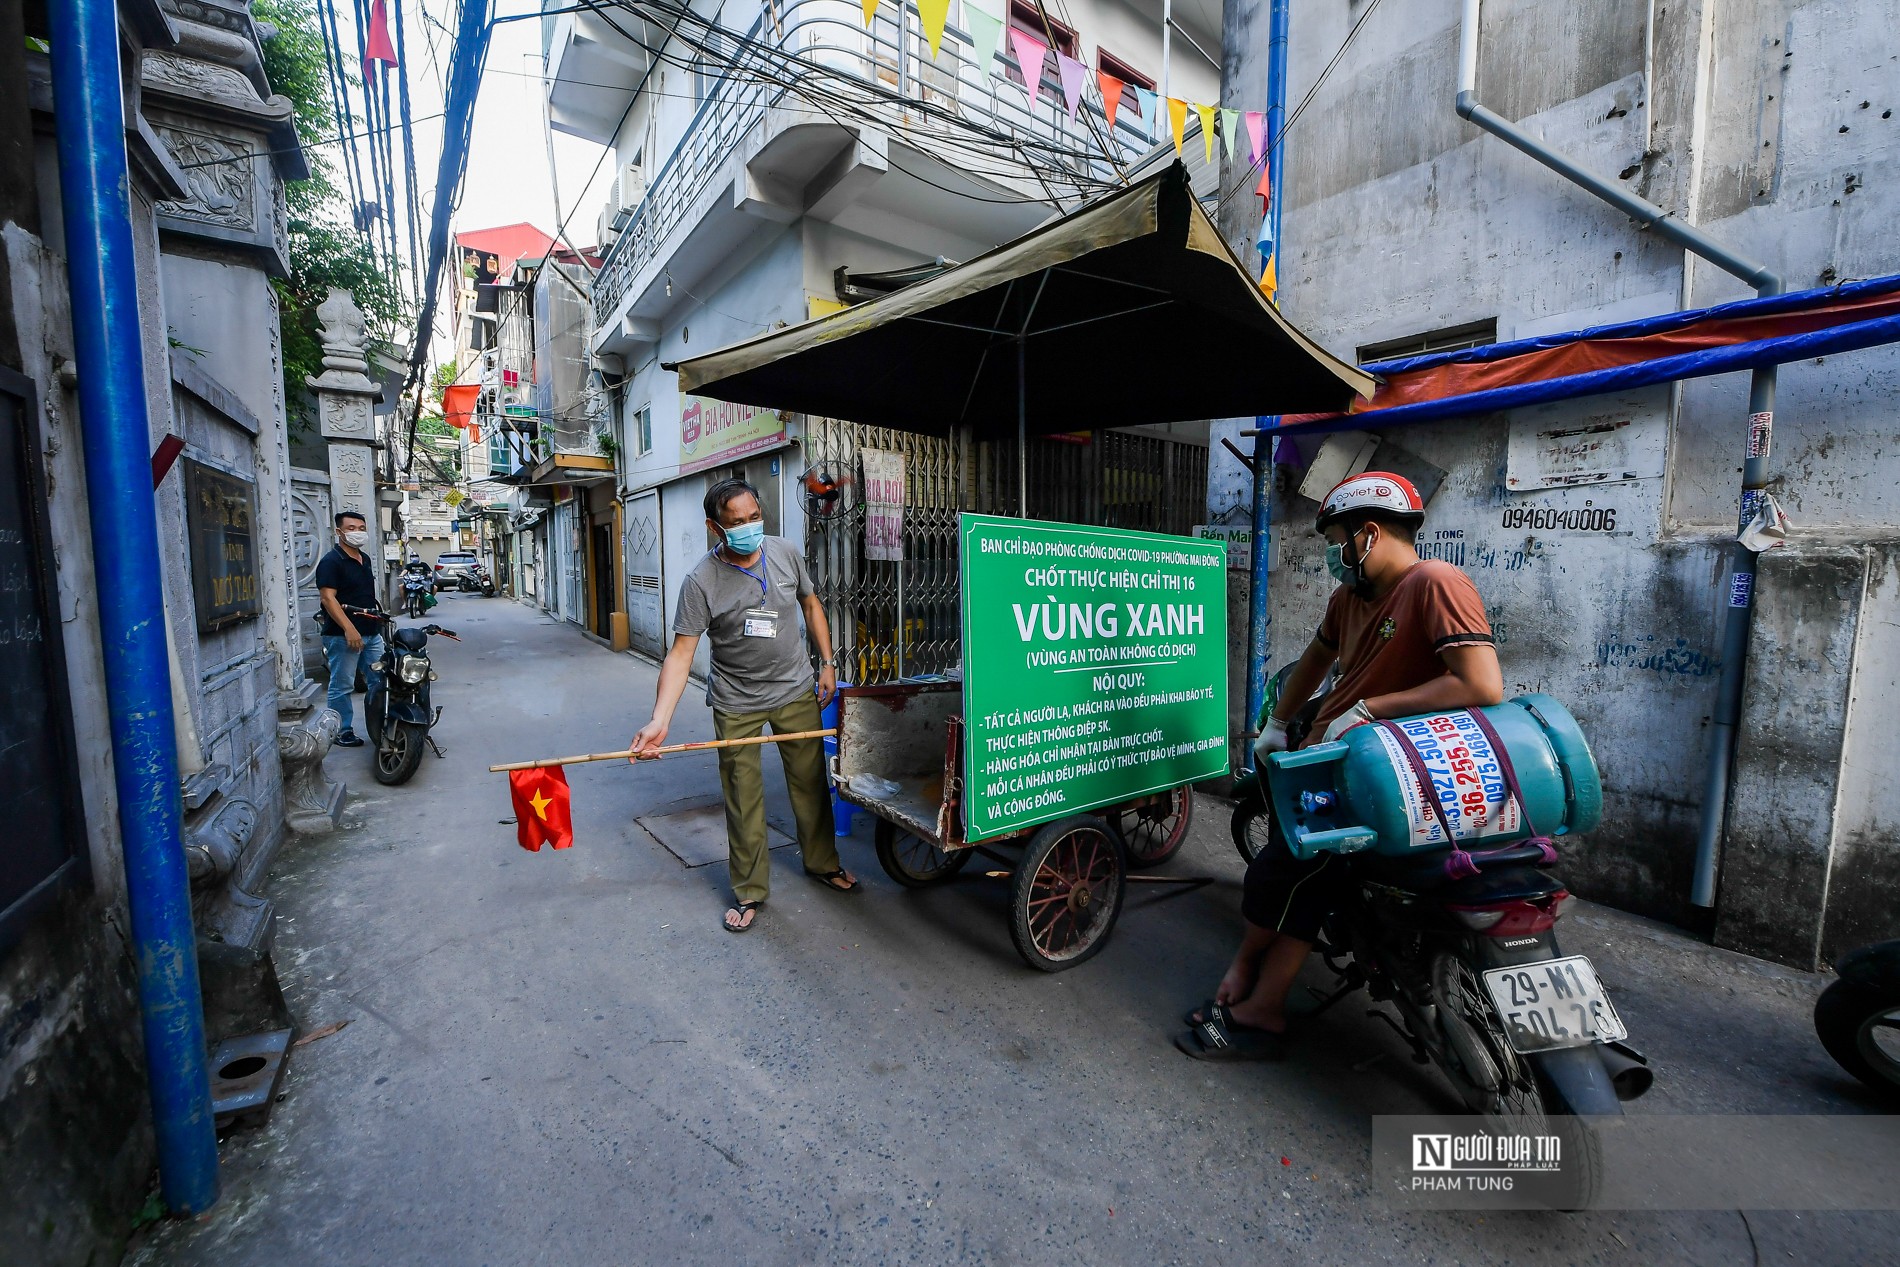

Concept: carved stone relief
[[154, 126, 255, 230]]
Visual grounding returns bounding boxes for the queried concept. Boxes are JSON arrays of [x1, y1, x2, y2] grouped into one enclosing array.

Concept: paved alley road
[[132, 597, 1896, 1266]]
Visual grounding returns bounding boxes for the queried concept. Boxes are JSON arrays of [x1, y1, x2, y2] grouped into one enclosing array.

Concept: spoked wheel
[[1230, 795, 1276, 865], [1432, 952, 1603, 1209], [874, 820, 971, 888], [373, 721, 427, 785], [1009, 815, 1126, 972], [1113, 788, 1193, 869]]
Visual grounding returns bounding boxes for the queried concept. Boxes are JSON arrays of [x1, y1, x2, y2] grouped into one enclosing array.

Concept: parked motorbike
[[1815, 939, 1900, 1098], [363, 623, 457, 785], [457, 566, 496, 597]]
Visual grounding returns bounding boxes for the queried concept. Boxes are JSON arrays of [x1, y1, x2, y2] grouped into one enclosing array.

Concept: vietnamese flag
[[509, 767, 574, 851]]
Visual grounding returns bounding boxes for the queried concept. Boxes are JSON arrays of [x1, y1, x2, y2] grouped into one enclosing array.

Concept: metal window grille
[[805, 419, 1208, 685]]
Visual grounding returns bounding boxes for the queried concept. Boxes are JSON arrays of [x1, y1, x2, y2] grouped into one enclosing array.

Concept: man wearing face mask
[[629, 478, 852, 932], [315, 511, 386, 748], [1179, 473, 1502, 1060]]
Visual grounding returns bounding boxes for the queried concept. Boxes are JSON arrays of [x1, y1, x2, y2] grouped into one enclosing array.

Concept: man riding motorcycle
[[1179, 472, 1504, 1060]]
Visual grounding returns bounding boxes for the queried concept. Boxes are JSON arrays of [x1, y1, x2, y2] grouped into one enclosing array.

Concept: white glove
[[1253, 717, 1290, 765], [1321, 700, 1376, 744]]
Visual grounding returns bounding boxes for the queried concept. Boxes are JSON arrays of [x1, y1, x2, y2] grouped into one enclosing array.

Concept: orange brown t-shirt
[[1308, 560, 1494, 736]]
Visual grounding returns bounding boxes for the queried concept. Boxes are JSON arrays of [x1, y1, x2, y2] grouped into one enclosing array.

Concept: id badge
[[742, 607, 780, 639]]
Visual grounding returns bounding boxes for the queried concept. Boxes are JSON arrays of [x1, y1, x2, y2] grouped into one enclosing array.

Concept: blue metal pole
[[47, 0, 220, 1213], [1243, 0, 1292, 768]]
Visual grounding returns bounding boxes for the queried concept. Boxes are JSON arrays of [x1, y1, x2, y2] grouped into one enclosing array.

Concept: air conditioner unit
[[619, 161, 647, 210], [596, 202, 620, 250]]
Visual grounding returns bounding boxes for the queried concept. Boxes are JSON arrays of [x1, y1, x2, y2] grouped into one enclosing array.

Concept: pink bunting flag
[[1056, 53, 1086, 119], [1098, 72, 1125, 130], [1009, 29, 1050, 94], [1245, 111, 1266, 163]]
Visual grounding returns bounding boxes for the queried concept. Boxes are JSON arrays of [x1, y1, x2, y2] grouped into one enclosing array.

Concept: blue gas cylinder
[[1265, 694, 1601, 860]]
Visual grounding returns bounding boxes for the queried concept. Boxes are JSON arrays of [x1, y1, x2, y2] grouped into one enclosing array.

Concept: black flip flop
[[724, 900, 762, 933], [1183, 999, 1228, 1029], [1173, 1014, 1288, 1062], [805, 868, 861, 894]]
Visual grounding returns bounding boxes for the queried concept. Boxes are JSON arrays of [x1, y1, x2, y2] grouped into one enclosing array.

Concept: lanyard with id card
[[718, 549, 779, 640]]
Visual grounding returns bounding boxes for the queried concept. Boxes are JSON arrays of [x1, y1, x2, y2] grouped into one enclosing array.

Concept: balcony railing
[[592, 0, 1162, 324]]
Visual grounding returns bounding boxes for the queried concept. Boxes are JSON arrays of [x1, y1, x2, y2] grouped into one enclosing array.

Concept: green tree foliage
[[254, 0, 410, 428]]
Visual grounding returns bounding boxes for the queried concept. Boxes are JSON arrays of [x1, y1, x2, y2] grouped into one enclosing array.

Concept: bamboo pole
[[488, 728, 837, 773]]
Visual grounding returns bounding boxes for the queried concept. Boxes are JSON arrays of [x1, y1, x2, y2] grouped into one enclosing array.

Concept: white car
[[433, 551, 480, 591]]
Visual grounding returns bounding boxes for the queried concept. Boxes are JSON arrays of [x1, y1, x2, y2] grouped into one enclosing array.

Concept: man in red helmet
[[1179, 472, 1503, 1060]]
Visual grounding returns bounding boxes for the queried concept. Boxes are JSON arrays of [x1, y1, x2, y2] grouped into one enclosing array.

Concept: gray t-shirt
[[673, 536, 818, 714]]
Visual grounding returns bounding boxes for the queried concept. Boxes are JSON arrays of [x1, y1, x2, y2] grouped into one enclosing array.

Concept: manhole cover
[[636, 800, 797, 868]]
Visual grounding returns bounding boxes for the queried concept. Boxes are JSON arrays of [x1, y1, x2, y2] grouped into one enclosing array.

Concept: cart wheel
[[874, 820, 971, 888], [1113, 788, 1194, 869], [1009, 816, 1126, 972]]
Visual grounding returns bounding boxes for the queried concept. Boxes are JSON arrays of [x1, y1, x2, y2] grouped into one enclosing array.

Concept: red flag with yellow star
[[508, 767, 573, 851]]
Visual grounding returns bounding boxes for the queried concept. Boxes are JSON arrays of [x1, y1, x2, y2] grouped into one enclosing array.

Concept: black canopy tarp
[[667, 163, 1374, 439]]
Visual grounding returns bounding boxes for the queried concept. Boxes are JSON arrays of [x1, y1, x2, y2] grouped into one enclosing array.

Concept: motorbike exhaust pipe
[[1598, 1039, 1654, 1101]]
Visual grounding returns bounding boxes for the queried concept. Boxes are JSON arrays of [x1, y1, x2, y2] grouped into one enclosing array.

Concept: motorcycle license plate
[[1481, 955, 1628, 1053]]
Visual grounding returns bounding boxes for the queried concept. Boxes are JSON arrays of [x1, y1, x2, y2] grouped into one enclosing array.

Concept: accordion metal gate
[[804, 419, 1208, 687]]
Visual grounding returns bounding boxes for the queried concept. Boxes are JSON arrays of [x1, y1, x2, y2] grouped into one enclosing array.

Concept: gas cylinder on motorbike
[[1266, 694, 1601, 859]]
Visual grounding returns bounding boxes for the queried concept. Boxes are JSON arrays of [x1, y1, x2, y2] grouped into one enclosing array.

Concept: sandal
[[724, 900, 762, 933], [805, 868, 861, 894], [1173, 1014, 1288, 1062], [1183, 999, 1229, 1028]]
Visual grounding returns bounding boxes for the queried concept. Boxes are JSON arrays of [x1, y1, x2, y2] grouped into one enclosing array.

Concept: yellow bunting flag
[[1260, 253, 1278, 303], [1166, 97, 1188, 155], [861, 0, 878, 26], [918, 0, 950, 58], [1194, 103, 1217, 164]]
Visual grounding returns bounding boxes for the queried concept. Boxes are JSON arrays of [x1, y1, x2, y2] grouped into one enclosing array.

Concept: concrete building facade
[[1214, 0, 1900, 968]]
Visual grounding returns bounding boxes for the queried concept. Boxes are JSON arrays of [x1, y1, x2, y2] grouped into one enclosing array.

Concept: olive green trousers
[[714, 692, 839, 904]]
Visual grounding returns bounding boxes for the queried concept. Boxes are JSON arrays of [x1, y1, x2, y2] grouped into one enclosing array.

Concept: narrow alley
[[126, 596, 1892, 1266]]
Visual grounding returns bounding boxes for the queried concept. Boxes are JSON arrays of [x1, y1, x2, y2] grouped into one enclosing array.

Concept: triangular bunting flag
[[362, 0, 399, 76], [918, 0, 950, 59], [1010, 29, 1050, 94], [1056, 53, 1086, 119], [1245, 111, 1267, 163], [1166, 97, 1188, 154], [1194, 103, 1217, 163], [1134, 87, 1156, 133], [1260, 253, 1278, 302], [861, 0, 878, 25], [508, 767, 574, 851], [1220, 109, 1241, 159], [1256, 159, 1273, 210], [1098, 72, 1125, 130], [966, 4, 1005, 69]]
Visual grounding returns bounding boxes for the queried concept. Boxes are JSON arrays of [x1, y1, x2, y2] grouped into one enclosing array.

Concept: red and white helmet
[[1315, 472, 1425, 531]]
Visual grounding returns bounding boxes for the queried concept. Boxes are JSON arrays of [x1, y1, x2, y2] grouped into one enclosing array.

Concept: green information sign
[[959, 514, 1229, 842]]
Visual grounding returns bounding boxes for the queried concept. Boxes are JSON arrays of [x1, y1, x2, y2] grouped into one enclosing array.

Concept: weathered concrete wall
[[1218, 0, 1900, 961]]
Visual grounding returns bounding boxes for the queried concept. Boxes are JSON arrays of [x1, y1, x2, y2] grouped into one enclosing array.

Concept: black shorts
[[1240, 828, 1355, 944]]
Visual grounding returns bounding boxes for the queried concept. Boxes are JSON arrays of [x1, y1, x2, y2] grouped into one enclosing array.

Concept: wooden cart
[[830, 682, 1198, 972]]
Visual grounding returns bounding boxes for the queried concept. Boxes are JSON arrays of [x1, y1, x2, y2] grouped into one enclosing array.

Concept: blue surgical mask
[[723, 521, 766, 555]]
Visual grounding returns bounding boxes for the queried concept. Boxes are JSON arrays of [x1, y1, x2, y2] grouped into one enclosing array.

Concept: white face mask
[[343, 529, 369, 548]]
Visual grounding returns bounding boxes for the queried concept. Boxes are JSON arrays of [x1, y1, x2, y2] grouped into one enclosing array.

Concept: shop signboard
[[678, 394, 786, 475], [959, 514, 1228, 841], [862, 448, 905, 561]]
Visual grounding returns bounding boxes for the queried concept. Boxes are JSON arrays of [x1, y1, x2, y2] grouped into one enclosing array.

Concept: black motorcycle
[[1230, 678, 1653, 1206], [364, 623, 456, 785], [456, 564, 496, 597], [400, 568, 433, 618], [1816, 939, 1900, 1098]]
